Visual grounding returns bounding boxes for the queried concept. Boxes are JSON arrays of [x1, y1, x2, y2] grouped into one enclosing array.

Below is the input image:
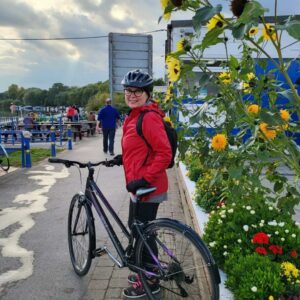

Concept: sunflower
[[248, 27, 259, 36], [262, 23, 277, 41], [243, 82, 251, 93], [160, 0, 171, 20], [211, 134, 228, 151], [259, 122, 277, 140], [247, 104, 260, 114], [230, 0, 249, 18], [280, 109, 290, 122], [218, 71, 231, 84], [166, 56, 181, 82], [176, 38, 191, 52], [207, 14, 226, 31]]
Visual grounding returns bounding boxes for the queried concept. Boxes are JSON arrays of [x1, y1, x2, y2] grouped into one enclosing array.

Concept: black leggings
[[128, 201, 159, 270]]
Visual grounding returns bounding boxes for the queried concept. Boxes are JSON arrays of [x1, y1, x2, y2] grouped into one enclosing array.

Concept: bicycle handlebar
[[48, 158, 108, 168]]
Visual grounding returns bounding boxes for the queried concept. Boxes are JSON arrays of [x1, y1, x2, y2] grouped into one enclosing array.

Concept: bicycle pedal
[[94, 247, 107, 257]]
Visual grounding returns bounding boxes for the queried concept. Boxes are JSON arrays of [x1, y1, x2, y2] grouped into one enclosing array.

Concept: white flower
[[296, 222, 300, 226], [224, 245, 227, 249], [218, 219, 223, 224], [268, 206, 274, 211], [268, 220, 277, 226], [275, 231, 279, 235], [251, 286, 257, 292], [221, 214, 226, 219], [228, 208, 234, 213], [291, 234, 296, 238], [250, 210, 255, 214], [223, 251, 228, 256], [260, 220, 265, 223], [232, 203, 236, 206], [237, 239, 242, 243], [211, 210, 215, 214], [278, 222, 285, 227], [209, 242, 216, 247], [251, 224, 257, 228], [243, 225, 249, 232], [285, 229, 289, 233], [281, 238, 285, 241], [246, 206, 251, 210], [259, 223, 264, 227]]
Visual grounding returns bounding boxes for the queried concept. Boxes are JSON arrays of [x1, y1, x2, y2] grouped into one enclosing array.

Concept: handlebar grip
[[48, 158, 69, 164]]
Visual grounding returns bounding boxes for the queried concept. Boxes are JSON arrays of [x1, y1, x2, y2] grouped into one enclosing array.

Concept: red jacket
[[122, 102, 172, 201]]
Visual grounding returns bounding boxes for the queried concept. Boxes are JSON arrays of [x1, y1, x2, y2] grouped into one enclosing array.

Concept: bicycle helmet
[[121, 69, 154, 94]]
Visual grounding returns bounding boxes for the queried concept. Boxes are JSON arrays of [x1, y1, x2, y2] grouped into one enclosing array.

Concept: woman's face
[[124, 87, 148, 109]]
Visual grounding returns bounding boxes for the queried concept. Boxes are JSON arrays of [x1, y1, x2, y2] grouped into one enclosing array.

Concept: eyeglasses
[[124, 89, 144, 97]]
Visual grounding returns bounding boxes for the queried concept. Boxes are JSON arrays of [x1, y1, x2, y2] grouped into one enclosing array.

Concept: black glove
[[106, 154, 122, 167], [126, 178, 150, 194]]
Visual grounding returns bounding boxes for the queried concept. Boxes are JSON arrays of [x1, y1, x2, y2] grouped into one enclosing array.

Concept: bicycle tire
[[135, 218, 220, 300], [68, 194, 96, 276], [0, 144, 10, 172]]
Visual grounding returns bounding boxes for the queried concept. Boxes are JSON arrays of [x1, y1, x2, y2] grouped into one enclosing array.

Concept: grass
[[8, 148, 64, 167]]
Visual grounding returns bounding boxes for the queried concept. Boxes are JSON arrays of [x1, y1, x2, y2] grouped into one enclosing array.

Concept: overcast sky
[[0, 0, 299, 93]]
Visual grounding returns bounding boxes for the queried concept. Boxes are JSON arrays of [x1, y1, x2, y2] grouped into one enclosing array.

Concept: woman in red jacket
[[109, 69, 172, 299]]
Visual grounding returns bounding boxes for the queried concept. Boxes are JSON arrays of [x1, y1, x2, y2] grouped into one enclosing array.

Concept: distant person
[[73, 105, 80, 122], [23, 112, 34, 130], [66, 105, 75, 122], [10, 102, 17, 115], [96, 98, 120, 155], [87, 111, 96, 122]]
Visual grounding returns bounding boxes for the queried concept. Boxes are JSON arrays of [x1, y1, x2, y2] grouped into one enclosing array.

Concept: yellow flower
[[243, 82, 251, 93], [248, 27, 259, 36], [268, 296, 274, 300], [165, 84, 173, 102], [280, 109, 290, 122], [247, 104, 260, 114], [207, 14, 226, 31], [259, 122, 277, 140], [166, 55, 181, 82], [218, 72, 231, 84], [164, 116, 174, 127], [281, 261, 300, 279], [160, 0, 171, 20], [176, 38, 190, 52], [247, 72, 255, 80], [211, 134, 228, 151], [262, 23, 277, 41]]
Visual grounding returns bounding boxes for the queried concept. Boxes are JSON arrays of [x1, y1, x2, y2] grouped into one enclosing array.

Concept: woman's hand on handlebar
[[105, 155, 122, 167]]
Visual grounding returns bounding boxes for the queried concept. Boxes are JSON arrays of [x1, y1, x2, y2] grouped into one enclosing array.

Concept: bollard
[[67, 125, 73, 150], [22, 131, 32, 168], [50, 126, 56, 157]]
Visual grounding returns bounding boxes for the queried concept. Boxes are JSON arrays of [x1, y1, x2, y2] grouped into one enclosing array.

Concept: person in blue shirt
[[96, 98, 121, 155]]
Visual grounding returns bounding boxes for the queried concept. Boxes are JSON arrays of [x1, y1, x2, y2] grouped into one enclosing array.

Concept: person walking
[[96, 98, 120, 155], [107, 69, 172, 299]]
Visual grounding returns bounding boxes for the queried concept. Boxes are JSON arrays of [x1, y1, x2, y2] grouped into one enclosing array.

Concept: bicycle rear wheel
[[135, 219, 220, 300], [68, 194, 95, 276], [0, 144, 10, 172]]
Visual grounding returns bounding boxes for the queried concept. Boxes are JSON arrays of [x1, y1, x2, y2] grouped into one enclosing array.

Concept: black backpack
[[136, 110, 177, 168]]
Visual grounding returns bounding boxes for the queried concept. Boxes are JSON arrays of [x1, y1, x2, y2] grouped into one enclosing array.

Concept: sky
[[0, 0, 299, 93]]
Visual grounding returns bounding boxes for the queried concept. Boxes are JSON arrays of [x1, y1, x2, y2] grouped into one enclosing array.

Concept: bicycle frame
[[83, 166, 159, 276]]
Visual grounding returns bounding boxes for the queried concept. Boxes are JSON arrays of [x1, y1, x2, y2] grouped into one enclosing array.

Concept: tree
[[8, 84, 19, 100]]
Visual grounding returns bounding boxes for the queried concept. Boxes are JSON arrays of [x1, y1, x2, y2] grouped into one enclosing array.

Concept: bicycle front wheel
[[0, 144, 10, 172], [68, 194, 95, 276], [135, 219, 220, 300]]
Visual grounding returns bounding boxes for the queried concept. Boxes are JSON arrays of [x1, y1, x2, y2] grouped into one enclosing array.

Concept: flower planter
[[175, 161, 234, 299]]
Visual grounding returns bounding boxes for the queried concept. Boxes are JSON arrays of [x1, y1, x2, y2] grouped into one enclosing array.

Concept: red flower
[[252, 232, 270, 244], [268, 245, 283, 255], [290, 250, 298, 258], [255, 247, 267, 255], [217, 200, 225, 207]]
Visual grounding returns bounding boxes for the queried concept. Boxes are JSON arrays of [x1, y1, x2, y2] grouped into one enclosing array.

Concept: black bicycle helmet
[[121, 69, 154, 90]]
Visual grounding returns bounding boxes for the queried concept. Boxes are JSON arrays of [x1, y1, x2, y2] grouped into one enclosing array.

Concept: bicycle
[[48, 157, 220, 299], [0, 143, 10, 172]]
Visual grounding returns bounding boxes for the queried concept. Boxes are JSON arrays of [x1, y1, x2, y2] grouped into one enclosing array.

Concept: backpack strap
[[136, 110, 159, 149]]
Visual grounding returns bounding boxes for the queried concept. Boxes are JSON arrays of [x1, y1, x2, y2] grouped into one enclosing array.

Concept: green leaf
[[277, 20, 300, 40], [236, 1, 268, 25], [201, 27, 224, 50], [232, 23, 249, 39], [199, 73, 211, 85], [228, 166, 243, 179], [274, 181, 283, 192], [278, 90, 297, 102], [192, 5, 222, 32]]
